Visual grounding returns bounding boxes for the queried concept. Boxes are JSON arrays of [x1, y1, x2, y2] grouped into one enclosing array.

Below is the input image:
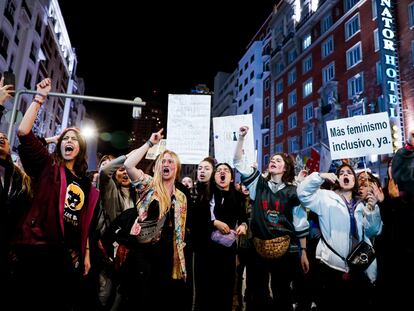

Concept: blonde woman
[[107, 129, 187, 311]]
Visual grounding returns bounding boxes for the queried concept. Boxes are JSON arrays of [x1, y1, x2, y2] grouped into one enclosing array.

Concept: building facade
[[0, 0, 85, 152], [262, 0, 414, 175]]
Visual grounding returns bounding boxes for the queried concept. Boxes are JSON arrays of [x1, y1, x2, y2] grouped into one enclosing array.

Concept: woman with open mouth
[[106, 128, 188, 311], [195, 162, 247, 311], [15, 78, 100, 310], [297, 163, 383, 311], [234, 126, 309, 311]]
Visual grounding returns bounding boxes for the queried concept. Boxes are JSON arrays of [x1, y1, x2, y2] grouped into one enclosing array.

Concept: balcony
[[282, 31, 294, 44]]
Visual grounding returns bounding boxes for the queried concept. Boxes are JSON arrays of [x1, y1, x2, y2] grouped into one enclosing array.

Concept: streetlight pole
[[7, 89, 145, 143]]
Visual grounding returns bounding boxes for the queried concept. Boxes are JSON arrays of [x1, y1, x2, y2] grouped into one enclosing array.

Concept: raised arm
[[18, 78, 51, 136], [124, 128, 164, 181], [234, 126, 248, 162], [0, 77, 14, 118]]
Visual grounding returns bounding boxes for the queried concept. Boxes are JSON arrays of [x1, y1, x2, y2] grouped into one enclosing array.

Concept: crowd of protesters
[[1, 77, 414, 311]]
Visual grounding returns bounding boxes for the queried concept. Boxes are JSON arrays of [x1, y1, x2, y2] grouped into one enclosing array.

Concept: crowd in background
[[1, 77, 414, 311]]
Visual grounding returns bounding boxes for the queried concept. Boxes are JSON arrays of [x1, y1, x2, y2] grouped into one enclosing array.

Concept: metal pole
[[7, 89, 145, 140]]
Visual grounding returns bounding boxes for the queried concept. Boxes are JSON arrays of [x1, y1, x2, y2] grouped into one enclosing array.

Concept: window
[[376, 61, 382, 84], [347, 72, 364, 99], [276, 62, 284, 74], [288, 112, 297, 130], [345, 14, 360, 40], [276, 100, 283, 116], [24, 70, 32, 89], [412, 41, 414, 65], [276, 120, 284, 137], [265, 79, 270, 90], [288, 90, 297, 108], [409, 2, 414, 27], [322, 36, 334, 58], [321, 13, 333, 34], [276, 79, 283, 95], [303, 79, 313, 97], [264, 116, 270, 128], [303, 56, 312, 73], [244, 94, 248, 102], [346, 42, 362, 69], [5, 0, 16, 26], [0, 32, 9, 59], [288, 68, 297, 85], [250, 71, 254, 80], [304, 129, 313, 147], [275, 143, 283, 153], [303, 33, 312, 50], [372, 0, 377, 20], [345, 0, 359, 12], [250, 54, 255, 63], [322, 62, 335, 84], [264, 97, 270, 108], [264, 134, 269, 147], [288, 49, 297, 62], [304, 103, 314, 121], [244, 62, 248, 70], [249, 87, 254, 96], [263, 155, 269, 166], [288, 136, 299, 153], [244, 78, 248, 86], [249, 105, 254, 113], [373, 29, 379, 52]]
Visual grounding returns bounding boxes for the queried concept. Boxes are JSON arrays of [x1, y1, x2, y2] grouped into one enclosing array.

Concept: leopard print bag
[[253, 235, 290, 259]]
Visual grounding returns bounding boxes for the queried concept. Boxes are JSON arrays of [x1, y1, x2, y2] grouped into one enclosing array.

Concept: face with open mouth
[[160, 153, 176, 181], [214, 164, 233, 190], [337, 166, 355, 190], [197, 160, 213, 183], [116, 166, 131, 187], [268, 155, 286, 176], [0, 133, 10, 158], [60, 130, 80, 161]]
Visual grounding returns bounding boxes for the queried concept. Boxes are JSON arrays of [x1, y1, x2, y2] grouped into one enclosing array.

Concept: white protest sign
[[166, 94, 211, 164], [326, 112, 392, 160], [145, 139, 167, 160], [213, 114, 254, 167]]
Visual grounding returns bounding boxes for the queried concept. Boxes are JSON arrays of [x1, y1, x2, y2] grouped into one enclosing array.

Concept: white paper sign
[[145, 139, 167, 160], [326, 112, 393, 160], [166, 94, 211, 164], [213, 114, 255, 167]]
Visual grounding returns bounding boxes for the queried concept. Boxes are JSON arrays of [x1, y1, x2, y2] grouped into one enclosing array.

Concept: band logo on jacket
[[262, 199, 286, 228]]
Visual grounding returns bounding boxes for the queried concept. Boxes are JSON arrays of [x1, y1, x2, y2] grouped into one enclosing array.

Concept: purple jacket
[[15, 131, 99, 258]]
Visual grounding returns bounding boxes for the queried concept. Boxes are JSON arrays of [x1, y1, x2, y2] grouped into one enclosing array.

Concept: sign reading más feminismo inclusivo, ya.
[[326, 112, 393, 160]]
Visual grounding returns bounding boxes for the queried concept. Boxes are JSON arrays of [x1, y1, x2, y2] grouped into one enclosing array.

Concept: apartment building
[[0, 0, 85, 151]]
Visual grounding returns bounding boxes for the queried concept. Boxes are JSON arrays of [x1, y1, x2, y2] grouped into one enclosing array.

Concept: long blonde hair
[[14, 164, 33, 199], [151, 150, 181, 217]]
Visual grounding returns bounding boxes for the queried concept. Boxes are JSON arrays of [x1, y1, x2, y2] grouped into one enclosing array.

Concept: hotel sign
[[376, 0, 404, 144]]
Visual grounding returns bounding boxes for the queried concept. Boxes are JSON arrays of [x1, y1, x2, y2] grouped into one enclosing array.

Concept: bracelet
[[146, 140, 154, 147], [33, 98, 44, 105], [36, 93, 47, 99], [300, 247, 307, 251]]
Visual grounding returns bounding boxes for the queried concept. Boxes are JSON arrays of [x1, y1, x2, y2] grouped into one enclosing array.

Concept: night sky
[[59, 1, 276, 153]]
